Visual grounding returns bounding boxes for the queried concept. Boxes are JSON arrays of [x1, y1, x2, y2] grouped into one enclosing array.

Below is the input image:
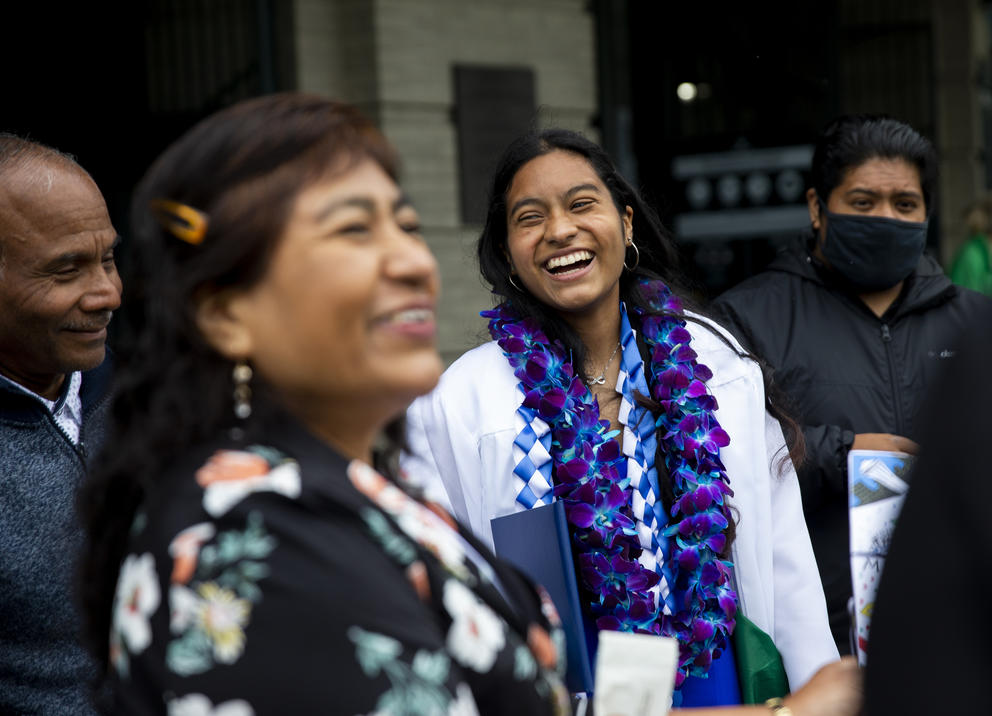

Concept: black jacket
[[712, 235, 992, 652]]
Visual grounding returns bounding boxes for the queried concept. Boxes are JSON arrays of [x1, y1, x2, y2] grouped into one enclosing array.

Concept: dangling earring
[[232, 360, 253, 420], [623, 236, 640, 271], [508, 273, 524, 292]]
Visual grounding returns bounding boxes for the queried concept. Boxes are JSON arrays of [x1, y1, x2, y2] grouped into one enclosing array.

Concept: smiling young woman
[[404, 129, 846, 710], [504, 151, 632, 330], [503, 149, 635, 431]]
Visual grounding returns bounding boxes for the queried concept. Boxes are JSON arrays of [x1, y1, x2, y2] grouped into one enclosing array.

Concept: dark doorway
[[3, 1, 293, 231], [5, 3, 153, 227], [626, 2, 838, 300]]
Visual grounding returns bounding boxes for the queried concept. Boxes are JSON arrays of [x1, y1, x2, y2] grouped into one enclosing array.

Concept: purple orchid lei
[[482, 278, 737, 687]]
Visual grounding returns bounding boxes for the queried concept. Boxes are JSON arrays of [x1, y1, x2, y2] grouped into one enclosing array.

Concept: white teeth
[[388, 308, 432, 323], [545, 250, 593, 270]]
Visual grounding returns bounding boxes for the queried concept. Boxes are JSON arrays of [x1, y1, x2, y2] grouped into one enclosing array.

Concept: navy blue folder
[[491, 501, 597, 692]]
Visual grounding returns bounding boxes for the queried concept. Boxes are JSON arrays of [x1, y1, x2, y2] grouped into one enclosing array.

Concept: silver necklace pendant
[[584, 341, 621, 387]]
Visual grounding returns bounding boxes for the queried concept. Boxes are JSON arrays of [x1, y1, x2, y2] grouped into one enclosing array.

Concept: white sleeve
[[680, 325, 838, 688], [765, 411, 839, 688], [401, 385, 490, 539], [402, 395, 456, 513], [400, 344, 525, 549]]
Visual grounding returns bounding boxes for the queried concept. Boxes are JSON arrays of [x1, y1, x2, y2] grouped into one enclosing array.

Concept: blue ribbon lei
[[483, 278, 738, 688]]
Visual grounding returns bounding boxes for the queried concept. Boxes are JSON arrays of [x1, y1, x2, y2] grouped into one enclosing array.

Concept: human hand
[[782, 657, 862, 716], [852, 433, 919, 454]]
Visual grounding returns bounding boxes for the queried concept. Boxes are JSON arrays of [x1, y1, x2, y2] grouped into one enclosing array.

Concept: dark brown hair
[[79, 93, 400, 668]]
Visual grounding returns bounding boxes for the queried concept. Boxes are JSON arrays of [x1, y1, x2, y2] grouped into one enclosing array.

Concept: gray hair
[[0, 132, 85, 186], [0, 133, 90, 271]]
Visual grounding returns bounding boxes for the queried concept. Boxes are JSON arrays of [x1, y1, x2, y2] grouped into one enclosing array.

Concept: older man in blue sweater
[[0, 134, 122, 713]]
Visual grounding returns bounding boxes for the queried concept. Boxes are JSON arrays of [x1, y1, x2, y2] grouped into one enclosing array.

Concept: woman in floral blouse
[[79, 94, 569, 715]]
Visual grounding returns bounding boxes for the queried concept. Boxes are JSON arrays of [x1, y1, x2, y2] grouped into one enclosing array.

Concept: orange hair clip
[[150, 198, 209, 246]]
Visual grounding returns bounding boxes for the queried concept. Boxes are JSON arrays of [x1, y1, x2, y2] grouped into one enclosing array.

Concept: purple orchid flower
[[525, 351, 551, 383], [537, 387, 567, 421]]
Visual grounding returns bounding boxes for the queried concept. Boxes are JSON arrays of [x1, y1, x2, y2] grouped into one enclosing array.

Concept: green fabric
[[732, 613, 790, 704], [949, 234, 992, 296]]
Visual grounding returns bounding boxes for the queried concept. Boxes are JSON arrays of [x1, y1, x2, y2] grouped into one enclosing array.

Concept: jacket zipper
[[45, 410, 88, 463], [879, 324, 904, 433]]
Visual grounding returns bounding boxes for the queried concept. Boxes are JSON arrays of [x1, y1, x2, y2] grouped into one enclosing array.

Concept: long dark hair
[[477, 129, 805, 537], [78, 93, 402, 669]]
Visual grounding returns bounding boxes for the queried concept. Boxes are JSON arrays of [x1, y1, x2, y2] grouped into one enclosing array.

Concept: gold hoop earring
[[623, 239, 640, 272]]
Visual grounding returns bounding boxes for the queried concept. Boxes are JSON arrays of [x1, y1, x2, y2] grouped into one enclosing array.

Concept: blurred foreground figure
[[79, 93, 573, 714], [864, 303, 992, 713], [715, 114, 992, 652], [0, 134, 121, 713]]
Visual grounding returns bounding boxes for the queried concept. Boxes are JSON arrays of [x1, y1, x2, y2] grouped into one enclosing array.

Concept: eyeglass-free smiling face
[[0, 168, 121, 399], [504, 150, 632, 324], [200, 158, 442, 458]]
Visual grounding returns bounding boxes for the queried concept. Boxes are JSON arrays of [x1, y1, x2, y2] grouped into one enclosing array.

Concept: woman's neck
[[281, 395, 381, 465], [563, 297, 625, 432], [564, 297, 623, 373]]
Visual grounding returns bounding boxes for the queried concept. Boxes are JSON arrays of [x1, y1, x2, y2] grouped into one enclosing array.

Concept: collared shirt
[[4, 371, 83, 444]]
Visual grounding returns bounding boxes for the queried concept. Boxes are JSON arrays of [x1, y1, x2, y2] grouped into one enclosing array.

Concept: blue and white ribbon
[[509, 303, 674, 613], [512, 396, 554, 509], [616, 304, 673, 615]]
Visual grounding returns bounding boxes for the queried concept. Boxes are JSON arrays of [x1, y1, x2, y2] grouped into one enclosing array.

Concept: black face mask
[[819, 210, 928, 291]]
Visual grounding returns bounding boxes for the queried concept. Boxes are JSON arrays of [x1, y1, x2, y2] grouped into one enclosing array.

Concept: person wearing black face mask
[[713, 114, 992, 655], [816, 205, 928, 293]]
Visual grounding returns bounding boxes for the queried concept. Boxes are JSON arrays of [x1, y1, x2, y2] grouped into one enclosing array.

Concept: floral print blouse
[[107, 418, 569, 715]]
